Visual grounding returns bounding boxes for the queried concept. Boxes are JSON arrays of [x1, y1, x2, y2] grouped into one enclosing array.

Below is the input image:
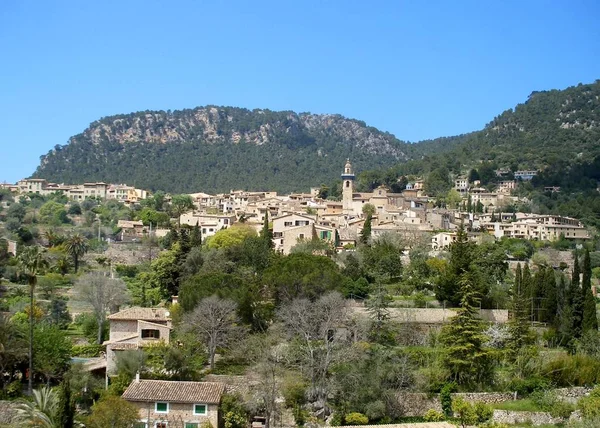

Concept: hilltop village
[[0, 160, 598, 428], [4, 160, 591, 254]]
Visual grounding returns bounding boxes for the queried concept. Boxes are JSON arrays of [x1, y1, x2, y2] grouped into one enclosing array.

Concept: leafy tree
[[17, 245, 48, 394], [362, 203, 376, 217], [74, 272, 130, 343], [183, 296, 240, 369], [0, 314, 27, 393], [263, 253, 346, 303], [170, 194, 195, 227], [39, 200, 70, 226], [33, 324, 72, 384], [86, 396, 141, 428], [207, 225, 257, 249], [64, 234, 88, 273]]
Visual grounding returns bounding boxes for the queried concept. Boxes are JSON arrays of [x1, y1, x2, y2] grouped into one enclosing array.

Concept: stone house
[[104, 307, 172, 374], [122, 378, 225, 428]]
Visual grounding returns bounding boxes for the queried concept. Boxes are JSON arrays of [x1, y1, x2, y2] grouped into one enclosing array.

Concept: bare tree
[[277, 292, 349, 407], [183, 295, 240, 369], [74, 272, 130, 344]]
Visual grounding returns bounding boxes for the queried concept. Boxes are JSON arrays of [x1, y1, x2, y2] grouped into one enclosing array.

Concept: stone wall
[[350, 307, 508, 324], [492, 410, 563, 426], [396, 392, 514, 416]]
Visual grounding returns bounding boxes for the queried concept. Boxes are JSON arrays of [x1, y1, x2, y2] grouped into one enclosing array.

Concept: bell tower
[[341, 159, 355, 215]]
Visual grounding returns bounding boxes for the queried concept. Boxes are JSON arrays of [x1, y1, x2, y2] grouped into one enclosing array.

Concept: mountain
[[33, 80, 600, 194], [425, 80, 600, 168], [33, 107, 414, 194]]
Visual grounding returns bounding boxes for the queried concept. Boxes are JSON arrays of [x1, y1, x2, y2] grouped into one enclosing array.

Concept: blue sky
[[1, 0, 599, 183]]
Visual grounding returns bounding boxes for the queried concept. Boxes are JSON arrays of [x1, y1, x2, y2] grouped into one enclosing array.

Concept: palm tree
[[17, 246, 48, 395], [14, 386, 58, 427], [64, 234, 88, 273]]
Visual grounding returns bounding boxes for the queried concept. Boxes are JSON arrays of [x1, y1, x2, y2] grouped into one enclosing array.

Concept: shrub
[[474, 402, 494, 424], [344, 412, 369, 425], [364, 400, 386, 421], [423, 409, 444, 422], [452, 397, 477, 428], [508, 376, 550, 397], [440, 382, 456, 417], [578, 386, 600, 419], [330, 413, 343, 426], [542, 354, 600, 386], [72, 344, 104, 357]]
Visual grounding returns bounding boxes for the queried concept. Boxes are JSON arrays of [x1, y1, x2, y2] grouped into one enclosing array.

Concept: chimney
[[135, 371, 140, 382]]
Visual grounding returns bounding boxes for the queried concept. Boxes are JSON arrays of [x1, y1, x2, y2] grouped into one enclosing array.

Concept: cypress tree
[[260, 211, 274, 249], [541, 267, 558, 325], [190, 221, 202, 247], [582, 250, 599, 332], [556, 274, 575, 345], [360, 213, 372, 245], [56, 379, 75, 428], [522, 264, 533, 320], [571, 254, 584, 337], [532, 266, 546, 322]]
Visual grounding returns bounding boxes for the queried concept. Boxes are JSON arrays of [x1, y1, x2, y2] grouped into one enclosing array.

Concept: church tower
[[342, 158, 355, 216]]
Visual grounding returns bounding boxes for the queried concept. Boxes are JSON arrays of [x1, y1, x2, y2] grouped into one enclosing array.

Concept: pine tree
[[582, 250, 599, 332], [506, 263, 534, 357], [440, 273, 493, 386], [360, 213, 372, 245], [571, 254, 584, 338], [435, 222, 477, 305]]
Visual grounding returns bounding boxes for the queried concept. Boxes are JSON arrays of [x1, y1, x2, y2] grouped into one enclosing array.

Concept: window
[[155, 402, 169, 413], [185, 424, 199, 428], [155, 423, 168, 428], [299, 234, 305, 239], [141, 329, 160, 339], [193, 404, 207, 415]]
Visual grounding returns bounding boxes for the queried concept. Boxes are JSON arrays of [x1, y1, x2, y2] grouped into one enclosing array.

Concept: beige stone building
[[122, 379, 225, 428], [104, 307, 172, 374]]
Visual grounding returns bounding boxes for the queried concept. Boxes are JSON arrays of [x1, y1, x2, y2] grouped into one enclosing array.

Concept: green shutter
[[185, 424, 199, 428], [194, 404, 207, 414], [155, 402, 168, 412]]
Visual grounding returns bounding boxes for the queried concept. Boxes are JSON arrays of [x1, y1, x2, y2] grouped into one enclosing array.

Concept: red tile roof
[[122, 380, 225, 404]]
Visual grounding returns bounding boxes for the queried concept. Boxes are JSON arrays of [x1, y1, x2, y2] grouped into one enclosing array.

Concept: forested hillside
[[33, 107, 413, 193], [33, 80, 600, 195]]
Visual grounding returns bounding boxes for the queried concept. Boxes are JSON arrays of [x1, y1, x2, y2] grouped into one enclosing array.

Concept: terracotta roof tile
[[108, 307, 171, 321], [122, 380, 225, 404]]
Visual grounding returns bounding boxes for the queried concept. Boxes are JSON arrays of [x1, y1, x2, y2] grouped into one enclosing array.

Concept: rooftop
[[122, 380, 225, 404], [108, 307, 171, 322]]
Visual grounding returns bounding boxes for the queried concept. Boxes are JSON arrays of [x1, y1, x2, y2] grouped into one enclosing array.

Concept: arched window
[[345, 181, 350, 188]]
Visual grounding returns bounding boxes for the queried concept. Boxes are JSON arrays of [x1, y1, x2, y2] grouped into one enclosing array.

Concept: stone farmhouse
[[122, 378, 225, 428], [104, 307, 172, 375]]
